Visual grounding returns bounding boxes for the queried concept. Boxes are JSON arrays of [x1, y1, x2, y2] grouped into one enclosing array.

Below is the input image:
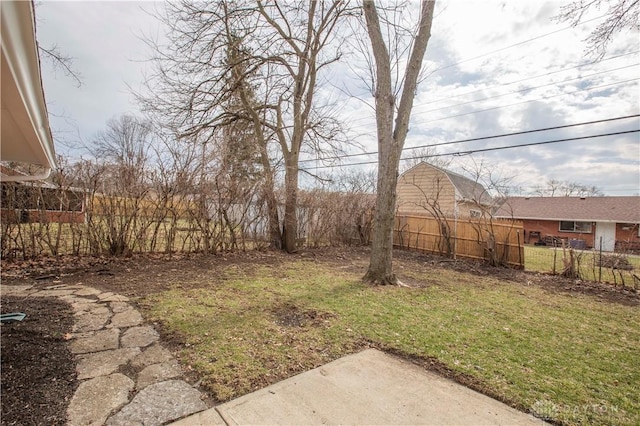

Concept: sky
[[35, 1, 640, 195]]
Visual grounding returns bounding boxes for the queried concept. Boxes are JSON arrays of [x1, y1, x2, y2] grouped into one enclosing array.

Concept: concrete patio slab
[[205, 349, 545, 426]]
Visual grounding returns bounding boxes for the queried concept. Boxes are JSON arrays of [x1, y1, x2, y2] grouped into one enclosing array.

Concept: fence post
[[552, 247, 557, 275], [453, 216, 457, 260], [517, 229, 523, 268], [598, 236, 603, 283]]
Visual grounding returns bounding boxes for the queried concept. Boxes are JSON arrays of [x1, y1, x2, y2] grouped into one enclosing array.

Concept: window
[[559, 221, 592, 233]]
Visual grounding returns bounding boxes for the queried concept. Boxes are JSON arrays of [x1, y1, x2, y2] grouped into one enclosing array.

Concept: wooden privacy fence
[[394, 215, 524, 268]]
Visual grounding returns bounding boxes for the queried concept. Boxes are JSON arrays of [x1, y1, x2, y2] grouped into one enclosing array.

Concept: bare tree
[[88, 115, 154, 255], [400, 146, 450, 174], [554, 0, 639, 59], [461, 160, 520, 267], [362, 0, 436, 285], [138, 1, 352, 252], [531, 179, 603, 197]]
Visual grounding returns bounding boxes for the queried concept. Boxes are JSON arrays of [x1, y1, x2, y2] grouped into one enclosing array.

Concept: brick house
[[396, 162, 493, 219], [0, 167, 85, 224], [494, 196, 640, 252]]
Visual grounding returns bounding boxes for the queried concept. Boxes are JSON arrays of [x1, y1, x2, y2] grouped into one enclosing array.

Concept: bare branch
[[554, 0, 640, 59], [38, 44, 83, 87]]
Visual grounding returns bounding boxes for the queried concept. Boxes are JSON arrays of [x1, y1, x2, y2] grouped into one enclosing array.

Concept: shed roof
[[495, 196, 640, 223]]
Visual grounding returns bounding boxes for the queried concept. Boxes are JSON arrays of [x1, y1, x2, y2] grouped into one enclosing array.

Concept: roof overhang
[[1, 0, 56, 181], [494, 215, 636, 224]]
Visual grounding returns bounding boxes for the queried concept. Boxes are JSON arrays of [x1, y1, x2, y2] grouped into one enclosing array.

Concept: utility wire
[[300, 114, 640, 164], [343, 51, 639, 129], [425, 15, 606, 75], [344, 76, 640, 135], [409, 64, 639, 118], [338, 14, 630, 128], [303, 129, 640, 170], [417, 50, 639, 107], [414, 77, 640, 125], [450, 129, 639, 157]]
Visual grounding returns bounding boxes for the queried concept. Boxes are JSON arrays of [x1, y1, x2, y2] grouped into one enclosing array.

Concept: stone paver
[[105, 380, 207, 426], [3, 282, 211, 426], [137, 360, 182, 389], [67, 373, 134, 426], [69, 328, 120, 354], [73, 308, 112, 333], [97, 291, 116, 300], [76, 348, 141, 380], [74, 287, 103, 297], [102, 294, 130, 302], [110, 301, 133, 313], [109, 308, 143, 328], [121, 326, 159, 348], [99, 292, 130, 302], [89, 305, 111, 315], [131, 344, 174, 369], [69, 298, 100, 313], [33, 288, 77, 297]]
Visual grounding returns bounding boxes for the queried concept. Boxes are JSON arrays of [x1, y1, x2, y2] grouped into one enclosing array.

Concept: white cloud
[[37, 1, 158, 155], [35, 1, 639, 194]]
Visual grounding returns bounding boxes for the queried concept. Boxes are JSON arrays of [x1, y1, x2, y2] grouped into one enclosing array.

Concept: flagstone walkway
[[1, 284, 208, 426]]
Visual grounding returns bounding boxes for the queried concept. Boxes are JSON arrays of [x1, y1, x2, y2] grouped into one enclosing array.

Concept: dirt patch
[[1, 296, 77, 426], [272, 303, 336, 328]]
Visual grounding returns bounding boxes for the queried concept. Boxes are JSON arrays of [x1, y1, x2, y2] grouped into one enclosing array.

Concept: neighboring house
[[0, 167, 85, 224], [396, 162, 493, 218], [494, 196, 640, 252]]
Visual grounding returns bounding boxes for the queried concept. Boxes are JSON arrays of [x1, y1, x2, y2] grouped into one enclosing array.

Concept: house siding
[[456, 202, 485, 219], [521, 219, 595, 247], [615, 223, 640, 252], [522, 219, 640, 252], [396, 163, 457, 217]]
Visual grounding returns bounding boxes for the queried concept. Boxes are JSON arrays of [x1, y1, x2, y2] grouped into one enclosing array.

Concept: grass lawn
[[139, 252, 639, 425], [524, 245, 640, 287]]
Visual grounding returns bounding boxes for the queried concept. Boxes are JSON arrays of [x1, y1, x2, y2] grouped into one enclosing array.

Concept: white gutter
[[494, 216, 628, 224], [1, 0, 56, 182], [2, 169, 52, 181]]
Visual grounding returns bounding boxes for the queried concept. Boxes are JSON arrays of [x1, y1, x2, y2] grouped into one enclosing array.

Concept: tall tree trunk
[[259, 149, 282, 249], [265, 187, 282, 249], [363, 0, 436, 284], [282, 155, 299, 253], [364, 145, 401, 283]]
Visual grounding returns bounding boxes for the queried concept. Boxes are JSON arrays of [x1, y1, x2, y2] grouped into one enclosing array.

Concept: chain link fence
[[524, 241, 640, 289]]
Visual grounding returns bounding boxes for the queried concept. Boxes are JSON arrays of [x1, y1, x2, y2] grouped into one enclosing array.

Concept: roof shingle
[[495, 196, 640, 223]]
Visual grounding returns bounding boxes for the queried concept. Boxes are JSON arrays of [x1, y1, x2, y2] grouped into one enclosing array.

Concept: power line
[[417, 50, 639, 107], [343, 51, 639, 129], [425, 14, 606, 76], [345, 76, 639, 135], [303, 129, 640, 170], [409, 64, 639, 118], [418, 77, 639, 124], [338, 23, 637, 129], [300, 114, 640, 164], [450, 129, 639, 157]]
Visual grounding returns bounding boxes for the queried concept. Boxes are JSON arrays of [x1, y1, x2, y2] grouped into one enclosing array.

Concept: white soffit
[[1, 0, 56, 181]]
